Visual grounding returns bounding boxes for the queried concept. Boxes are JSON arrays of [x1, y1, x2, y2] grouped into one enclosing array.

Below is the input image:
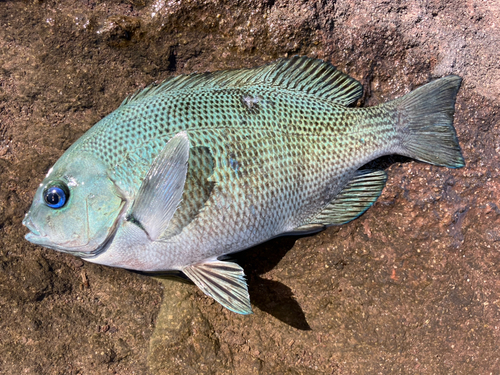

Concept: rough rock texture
[[1, 0, 499, 374]]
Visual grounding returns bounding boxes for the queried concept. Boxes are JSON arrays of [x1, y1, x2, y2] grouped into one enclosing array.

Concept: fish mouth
[[24, 225, 56, 249], [23, 213, 62, 249], [23, 213, 58, 247], [23, 220, 117, 258], [22, 215, 62, 250], [23, 214, 43, 237], [25, 231, 50, 247]]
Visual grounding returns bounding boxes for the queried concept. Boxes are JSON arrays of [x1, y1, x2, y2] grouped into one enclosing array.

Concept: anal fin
[[182, 260, 252, 315], [302, 169, 387, 227]]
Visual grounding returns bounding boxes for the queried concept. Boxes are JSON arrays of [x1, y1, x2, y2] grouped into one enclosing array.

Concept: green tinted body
[[82, 87, 394, 269], [25, 57, 463, 274], [23, 57, 464, 313]]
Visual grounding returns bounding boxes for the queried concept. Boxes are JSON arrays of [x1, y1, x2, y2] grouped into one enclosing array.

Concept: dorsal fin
[[120, 57, 363, 107]]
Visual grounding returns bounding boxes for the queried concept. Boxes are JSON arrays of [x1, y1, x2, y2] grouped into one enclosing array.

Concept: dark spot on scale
[[229, 152, 239, 173]]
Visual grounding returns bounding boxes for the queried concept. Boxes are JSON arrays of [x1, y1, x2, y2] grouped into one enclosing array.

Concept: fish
[[23, 57, 464, 314]]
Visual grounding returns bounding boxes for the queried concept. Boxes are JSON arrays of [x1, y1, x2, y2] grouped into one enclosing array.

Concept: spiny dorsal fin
[[299, 169, 388, 228], [120, 57, 363, 107], [182, 260, 252, 315]]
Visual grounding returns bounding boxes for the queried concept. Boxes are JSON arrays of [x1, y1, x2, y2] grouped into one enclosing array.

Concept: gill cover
[[23, 152, 123, 255]]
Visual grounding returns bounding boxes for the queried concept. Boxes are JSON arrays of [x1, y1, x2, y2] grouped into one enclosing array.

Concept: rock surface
[[1, 0, 499, 374]]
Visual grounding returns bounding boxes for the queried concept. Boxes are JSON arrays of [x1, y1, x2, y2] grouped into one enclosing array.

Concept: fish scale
[[84, 94, 385, 232], [24, 57, 464, 314]]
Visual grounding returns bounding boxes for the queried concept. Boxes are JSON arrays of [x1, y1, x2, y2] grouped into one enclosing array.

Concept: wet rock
[[148, 279, 230, 374], [97, 15, 142, 48], [0, 0, 499, 374]]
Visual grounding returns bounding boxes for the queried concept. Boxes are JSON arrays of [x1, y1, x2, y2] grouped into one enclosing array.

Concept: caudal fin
[[391, 76, 464, 168]]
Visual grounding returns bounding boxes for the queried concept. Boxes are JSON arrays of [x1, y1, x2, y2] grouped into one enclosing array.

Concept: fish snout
[[23, 213, 43, 237]]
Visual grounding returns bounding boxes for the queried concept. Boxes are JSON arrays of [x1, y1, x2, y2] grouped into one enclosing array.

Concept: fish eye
[[43, 181, 70, 209]]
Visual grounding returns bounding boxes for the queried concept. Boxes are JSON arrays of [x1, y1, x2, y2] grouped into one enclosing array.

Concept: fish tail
[[389, 75, 465, 168]]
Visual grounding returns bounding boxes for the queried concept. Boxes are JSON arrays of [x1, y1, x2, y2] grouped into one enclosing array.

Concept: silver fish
[[23, 57, 464, 314]]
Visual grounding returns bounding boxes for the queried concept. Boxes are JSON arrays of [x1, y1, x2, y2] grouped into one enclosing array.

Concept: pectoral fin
[[129, 132, 190, 241], [182, 260, 253, 315]]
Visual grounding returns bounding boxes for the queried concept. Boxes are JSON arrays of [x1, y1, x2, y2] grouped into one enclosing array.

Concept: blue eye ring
[[43, 181, 70, 209]]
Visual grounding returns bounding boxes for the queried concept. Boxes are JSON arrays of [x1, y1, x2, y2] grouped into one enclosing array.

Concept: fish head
[[23, 152, 125, 256]]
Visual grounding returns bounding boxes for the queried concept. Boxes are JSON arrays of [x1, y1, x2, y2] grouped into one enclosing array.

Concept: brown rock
[[0, 0, 499, 374]]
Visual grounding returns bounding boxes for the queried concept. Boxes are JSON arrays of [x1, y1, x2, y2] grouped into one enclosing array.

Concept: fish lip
[[24, 228, 104, 256], [23, 215, 42, 237], [25, 231, 46, 244]]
